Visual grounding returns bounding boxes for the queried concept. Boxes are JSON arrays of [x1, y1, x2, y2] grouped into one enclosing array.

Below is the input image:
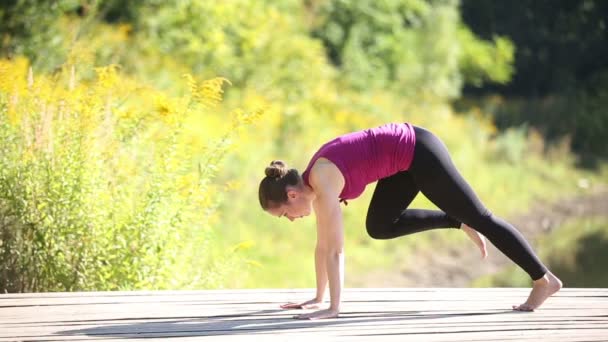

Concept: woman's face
[[267, 188, 312, 221]]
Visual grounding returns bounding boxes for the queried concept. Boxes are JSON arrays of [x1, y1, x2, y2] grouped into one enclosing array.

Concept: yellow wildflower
[[183, 75, 231, 109], [94, 64, 121, 91], [155, 95, 172, 117]]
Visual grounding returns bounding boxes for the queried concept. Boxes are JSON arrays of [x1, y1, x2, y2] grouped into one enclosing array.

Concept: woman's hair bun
[[265, 160, 288, 178]]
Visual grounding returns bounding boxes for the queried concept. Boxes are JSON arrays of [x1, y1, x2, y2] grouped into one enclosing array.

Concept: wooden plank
[[0, 288, 606, 342], [1, 288, 606, 306]]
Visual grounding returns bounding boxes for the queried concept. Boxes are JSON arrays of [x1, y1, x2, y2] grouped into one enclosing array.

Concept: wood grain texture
[[1, 288, 606, 341]]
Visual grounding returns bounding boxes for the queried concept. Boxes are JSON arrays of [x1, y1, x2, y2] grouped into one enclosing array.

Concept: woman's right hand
[[280, 298, 322, 310]]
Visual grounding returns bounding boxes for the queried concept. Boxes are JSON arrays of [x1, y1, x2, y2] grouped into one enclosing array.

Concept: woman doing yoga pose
[[258, 123, 562, 320]]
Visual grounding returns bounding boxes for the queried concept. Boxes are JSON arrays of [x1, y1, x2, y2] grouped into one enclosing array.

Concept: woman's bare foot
[[513, 271, 563, 311], [461, 223, 488, 259]]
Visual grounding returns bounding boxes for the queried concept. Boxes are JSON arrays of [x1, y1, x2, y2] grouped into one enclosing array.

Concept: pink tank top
[[302, 122, 416, 202]]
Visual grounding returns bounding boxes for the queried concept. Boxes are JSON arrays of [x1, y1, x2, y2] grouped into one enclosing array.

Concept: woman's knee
[[463, 208, 495, 232], [365, 216, 393, 240]]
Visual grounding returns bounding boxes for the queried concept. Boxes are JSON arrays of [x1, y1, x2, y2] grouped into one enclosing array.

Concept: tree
[[311, 0, 514, 100], [461, 0, 608, 160]]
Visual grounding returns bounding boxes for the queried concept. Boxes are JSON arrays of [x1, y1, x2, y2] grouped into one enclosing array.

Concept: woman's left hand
[[294, 308, 339, 320]]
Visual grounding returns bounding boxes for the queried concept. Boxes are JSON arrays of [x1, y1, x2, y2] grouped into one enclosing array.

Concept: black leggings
[[365, 126, 548, 281]]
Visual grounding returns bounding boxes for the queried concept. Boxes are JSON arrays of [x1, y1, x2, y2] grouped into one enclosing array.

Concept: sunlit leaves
[[0, 57, 262, 292]]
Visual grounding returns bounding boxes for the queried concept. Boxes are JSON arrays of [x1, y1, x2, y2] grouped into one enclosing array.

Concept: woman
[[258, 122, 562, 320]]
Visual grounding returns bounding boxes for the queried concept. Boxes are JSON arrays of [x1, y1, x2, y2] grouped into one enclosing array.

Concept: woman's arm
[[314, 240, 328, 301], [316, 193, 344, 312], [296, 159, 345, 320]]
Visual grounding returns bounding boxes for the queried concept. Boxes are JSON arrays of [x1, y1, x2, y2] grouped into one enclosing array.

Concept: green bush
[[0, 58, 259, 292], [311, 0, 514, 99], [0, 0, 81, 70]]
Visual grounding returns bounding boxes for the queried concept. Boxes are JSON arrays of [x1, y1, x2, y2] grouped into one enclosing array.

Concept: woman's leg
[[365, 170, 461, 240], [409, 126, 548, 280], [409, 126, 561, 310]]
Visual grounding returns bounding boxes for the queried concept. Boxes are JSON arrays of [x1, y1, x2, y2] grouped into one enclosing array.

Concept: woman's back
[[302, 122, 416, 200]]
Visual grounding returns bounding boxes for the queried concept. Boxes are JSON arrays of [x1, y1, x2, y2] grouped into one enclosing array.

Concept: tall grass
[[0, 57, 262, 292]]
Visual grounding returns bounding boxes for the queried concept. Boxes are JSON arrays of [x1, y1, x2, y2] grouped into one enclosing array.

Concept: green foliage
[[132, 0, 333, 100], [0, 59, 259, 292], [0, 1, 604, 291], [473, 217, 608, 288], [312, 0, 458, 97], [0, 0, 81, 69], [476, 80, 608, 163], [540, 217, 608, 287], [461, 0, 608, 159], [485, 126, 528, 164], [462, 0, 608, 96], [457, 28, 514, 87], [575, 71, 608, 159], [311, 0, 514, 99]]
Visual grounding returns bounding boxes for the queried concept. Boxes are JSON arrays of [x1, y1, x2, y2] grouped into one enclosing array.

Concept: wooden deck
[[1, 288, 607, 341]]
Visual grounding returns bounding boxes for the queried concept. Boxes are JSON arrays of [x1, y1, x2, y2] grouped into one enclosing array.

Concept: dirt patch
[[349, 186, 608, 287]]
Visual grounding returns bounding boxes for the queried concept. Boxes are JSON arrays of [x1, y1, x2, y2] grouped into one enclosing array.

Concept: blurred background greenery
[[0, 0, 606, 292]]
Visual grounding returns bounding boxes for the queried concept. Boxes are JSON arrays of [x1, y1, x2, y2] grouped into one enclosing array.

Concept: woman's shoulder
[[308, 158, 344, 195]]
